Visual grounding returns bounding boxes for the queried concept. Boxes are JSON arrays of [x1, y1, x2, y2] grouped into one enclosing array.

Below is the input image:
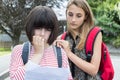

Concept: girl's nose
[[72, 16, 76, 22]]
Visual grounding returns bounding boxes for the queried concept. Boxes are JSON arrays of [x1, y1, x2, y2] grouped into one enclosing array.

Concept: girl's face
[[34, 28, 51, 43], [66, 4, 86, 31]]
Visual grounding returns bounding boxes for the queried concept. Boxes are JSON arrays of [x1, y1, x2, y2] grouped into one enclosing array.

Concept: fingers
[[53, 40, 57, 46], [33, 36, 44, 45], [32, 36, 44, 50], [32, 36, 45, 54], [55, 40, 68, 48], [56, 35, 61, 40], [56, 40, 63, 48], [53, 40, 62, 47]]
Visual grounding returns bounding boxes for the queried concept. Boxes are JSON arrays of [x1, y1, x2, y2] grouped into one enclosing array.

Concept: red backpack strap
[[85, 26, 101, 62], [61, 32, 67, 40]]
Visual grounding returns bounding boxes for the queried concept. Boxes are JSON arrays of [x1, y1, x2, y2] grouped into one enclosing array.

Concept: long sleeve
[[9, 45, 73, 80], [9, 45, 25, 80]]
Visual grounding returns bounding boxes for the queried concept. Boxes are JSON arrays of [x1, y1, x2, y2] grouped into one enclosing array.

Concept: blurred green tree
[[88, 0, 120, 47]]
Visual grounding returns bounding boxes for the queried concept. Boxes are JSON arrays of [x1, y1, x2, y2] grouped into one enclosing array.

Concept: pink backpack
[[61, 27, 114, 80]]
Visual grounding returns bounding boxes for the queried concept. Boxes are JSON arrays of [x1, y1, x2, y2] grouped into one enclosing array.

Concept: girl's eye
[[35, 28, 42, 30], [68, 12, 73, 17], [46, 28, 52, 31], [77, 14, 81, 18], [68, 12, 81, 18]]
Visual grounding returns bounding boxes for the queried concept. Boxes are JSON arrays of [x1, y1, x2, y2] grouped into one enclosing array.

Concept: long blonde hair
[[66, 0, 95, 50]]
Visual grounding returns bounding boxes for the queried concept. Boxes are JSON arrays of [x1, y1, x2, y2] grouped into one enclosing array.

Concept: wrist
[[34, 50, 44, 54], [66, 50, 72, 58]]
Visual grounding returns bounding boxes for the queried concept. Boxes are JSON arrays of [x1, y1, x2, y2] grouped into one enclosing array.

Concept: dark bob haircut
[[25, 6, 59, 45]]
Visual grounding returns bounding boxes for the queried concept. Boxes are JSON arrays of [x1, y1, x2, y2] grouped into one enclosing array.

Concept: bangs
[[25, 6, 58, 44], [33, 11, 54, 30]]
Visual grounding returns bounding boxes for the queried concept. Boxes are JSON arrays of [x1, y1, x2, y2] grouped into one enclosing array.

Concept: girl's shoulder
[[12, 44, 23, 51], [11, 44, 23, 56], [13, 44, 23, 49]]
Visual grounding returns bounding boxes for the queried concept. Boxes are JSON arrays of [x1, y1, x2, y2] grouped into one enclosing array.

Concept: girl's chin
[[69, 25, 78, 28], [71, 27, 78, 30]]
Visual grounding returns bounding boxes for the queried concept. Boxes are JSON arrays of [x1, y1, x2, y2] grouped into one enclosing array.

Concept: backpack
[[61, 26, 114, 80], [22, 41, 62, 68]]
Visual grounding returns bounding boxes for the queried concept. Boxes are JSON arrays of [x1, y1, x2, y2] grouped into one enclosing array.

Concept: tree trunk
[[12, 37, 20, 47]]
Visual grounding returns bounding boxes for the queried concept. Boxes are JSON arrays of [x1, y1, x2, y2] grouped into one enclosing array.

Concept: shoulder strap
[[53, 46, 62, 68], [85, 26, 101, 62], [22, 41, 31, 65], [22, 42, 62, 67], [61, 32, 67, 40]]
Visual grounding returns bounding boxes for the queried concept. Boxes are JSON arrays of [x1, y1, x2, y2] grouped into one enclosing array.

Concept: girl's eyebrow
[[68, 11, 82, 15], [76, 13, 82, 15]]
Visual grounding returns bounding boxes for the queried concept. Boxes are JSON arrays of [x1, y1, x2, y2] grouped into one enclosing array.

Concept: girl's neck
[[71, 29, 80, 40]]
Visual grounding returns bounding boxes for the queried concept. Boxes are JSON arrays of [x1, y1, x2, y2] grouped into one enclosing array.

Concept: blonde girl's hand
[[55, 40, 71, 54], [32, 36, 44, 54]]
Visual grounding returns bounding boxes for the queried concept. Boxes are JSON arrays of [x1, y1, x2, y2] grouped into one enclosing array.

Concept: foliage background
[[88, 0, 120, 48]]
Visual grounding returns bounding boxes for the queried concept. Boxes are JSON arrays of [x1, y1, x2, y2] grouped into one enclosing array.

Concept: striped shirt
[[9, 44, 73, 80]]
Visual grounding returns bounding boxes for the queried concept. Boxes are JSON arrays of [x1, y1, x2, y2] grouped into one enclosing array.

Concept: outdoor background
[[0, 0, 120, 80]]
